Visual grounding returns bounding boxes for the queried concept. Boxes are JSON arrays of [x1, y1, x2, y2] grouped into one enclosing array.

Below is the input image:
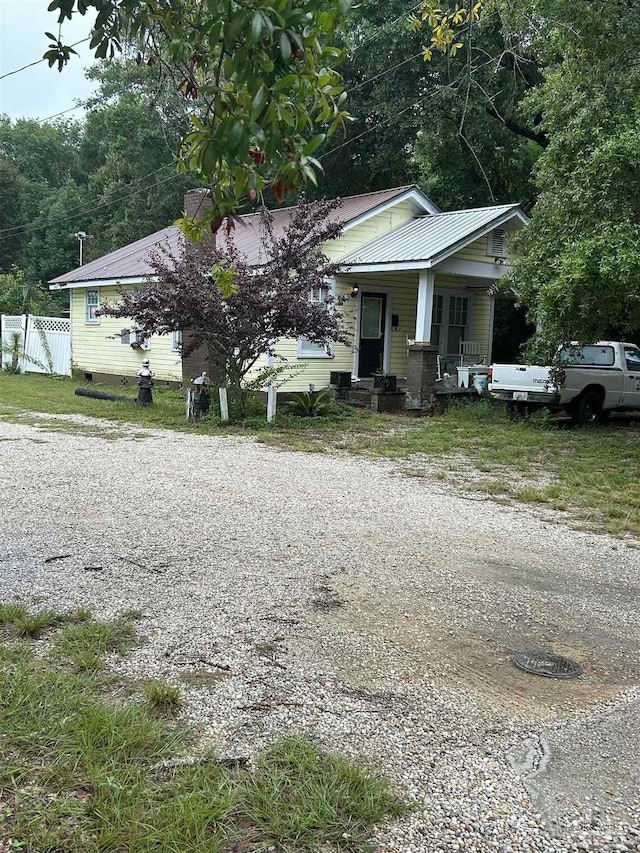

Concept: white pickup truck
[[488, 341, 640, 424]]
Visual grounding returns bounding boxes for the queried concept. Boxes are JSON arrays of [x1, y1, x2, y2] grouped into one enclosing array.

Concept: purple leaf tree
[[102, 199, 349, 416]]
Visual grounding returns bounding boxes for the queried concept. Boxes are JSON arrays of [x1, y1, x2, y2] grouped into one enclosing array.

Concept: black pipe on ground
[[75, 388, 136, 403]]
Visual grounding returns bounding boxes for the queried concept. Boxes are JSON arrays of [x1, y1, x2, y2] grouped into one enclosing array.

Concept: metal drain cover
[[514, 650, 583, 679]]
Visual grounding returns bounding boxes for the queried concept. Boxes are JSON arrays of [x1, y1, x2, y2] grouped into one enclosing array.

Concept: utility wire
[[5, 28, 513, 241], [321, 47, 509, 162], [347, 2, 423, 56], [346, 51, 424, 94], [0, 37, 91, 81], [0, 164, 181, 241]]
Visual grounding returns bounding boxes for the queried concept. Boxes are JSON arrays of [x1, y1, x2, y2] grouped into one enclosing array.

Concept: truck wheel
[[573, 390, 604, 426]]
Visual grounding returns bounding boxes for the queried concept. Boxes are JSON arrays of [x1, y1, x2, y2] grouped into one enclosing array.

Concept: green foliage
[[53, 615, 136, 671], [47, 0, 353, 222], [143, 680, 183, 712], [1, 331, 46, 374], [503, 0, 640, 346], [319, 0, 537, 208], [12, 609, 61, 638], [0, 616, 405, 851], [285, 387, 337, 417], [0, 603, 28, 625], [0, 159, 28, 272]]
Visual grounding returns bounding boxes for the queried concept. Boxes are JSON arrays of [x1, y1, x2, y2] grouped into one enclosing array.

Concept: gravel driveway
[[2, 413, 640, 852]]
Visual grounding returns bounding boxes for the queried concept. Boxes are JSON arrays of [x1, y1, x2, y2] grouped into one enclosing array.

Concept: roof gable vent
[[488, 227, 507, 257]]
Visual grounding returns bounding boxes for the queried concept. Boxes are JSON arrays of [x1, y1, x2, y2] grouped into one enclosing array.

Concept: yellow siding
[[267, 201, 421, 391], [69, 204, 499, 392], [71, 287, 183, 383], [453, 232, 513, 264], [469, 291, 493, 358], [323, 200, 419, 262]]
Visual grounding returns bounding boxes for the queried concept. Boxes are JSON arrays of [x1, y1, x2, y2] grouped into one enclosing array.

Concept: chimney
[[184, 187, 214, 221]]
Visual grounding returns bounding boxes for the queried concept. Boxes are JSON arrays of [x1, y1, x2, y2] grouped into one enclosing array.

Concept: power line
[[39, 103, 89, 122], [321, 47, 510, 162], [0, 164, 181, 241], [347, 2, 423, 56], [0, 37, 91, 82], [346, 51, 424, 94]]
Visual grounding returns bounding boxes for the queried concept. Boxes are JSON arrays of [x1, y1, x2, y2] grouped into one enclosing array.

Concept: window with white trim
[[446, 295, 469, 355], [85, 289, 100, 324], [430, 294, 443, 349], [130, 321, 150, 351], [298, 282, 333, 358], [120, 328, 131, 344], [487, 227, 507, 257], [171, 330, 183, 351]]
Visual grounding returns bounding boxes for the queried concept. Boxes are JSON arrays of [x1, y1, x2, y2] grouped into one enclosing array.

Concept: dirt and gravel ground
[[1, 412, 639, 852]]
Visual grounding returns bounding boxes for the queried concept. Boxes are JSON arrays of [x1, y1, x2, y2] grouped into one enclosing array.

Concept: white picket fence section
[[1, 314, 72, 376]]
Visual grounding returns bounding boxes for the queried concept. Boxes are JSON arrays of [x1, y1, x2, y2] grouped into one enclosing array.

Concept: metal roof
[[50, 185, 434, 286], [339, 204, 526, 269]]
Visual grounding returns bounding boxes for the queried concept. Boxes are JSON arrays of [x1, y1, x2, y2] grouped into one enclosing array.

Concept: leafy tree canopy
[[411, 0, 640, 348], [47, 0, 352, 228]]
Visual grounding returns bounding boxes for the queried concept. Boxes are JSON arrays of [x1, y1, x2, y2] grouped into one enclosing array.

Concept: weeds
[[144, 680, 182, 712], [0, 612, 406, 851], [53, 616, 135, 671], [13, 609, 60, 638]]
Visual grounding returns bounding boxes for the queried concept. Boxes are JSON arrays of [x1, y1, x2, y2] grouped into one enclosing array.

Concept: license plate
[[513, 391, 529, 401]]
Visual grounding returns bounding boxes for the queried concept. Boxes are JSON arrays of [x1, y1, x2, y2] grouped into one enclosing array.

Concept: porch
[[335, 269, 497, 384]]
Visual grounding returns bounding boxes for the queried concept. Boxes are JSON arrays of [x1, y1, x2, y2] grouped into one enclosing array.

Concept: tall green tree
[[504, 0, 640, 348], [411, 0, 640, 346], [47, 0, 352, 227], [316, 0, 538, 209], [0, 159, 28, 272], [80, 59, 200, 260]]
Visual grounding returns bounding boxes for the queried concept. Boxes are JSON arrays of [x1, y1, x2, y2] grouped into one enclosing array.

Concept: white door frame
[[353, 285, 393, 378]]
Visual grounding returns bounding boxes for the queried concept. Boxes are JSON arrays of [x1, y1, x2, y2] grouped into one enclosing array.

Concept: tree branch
[[485, 104, 549, 147]]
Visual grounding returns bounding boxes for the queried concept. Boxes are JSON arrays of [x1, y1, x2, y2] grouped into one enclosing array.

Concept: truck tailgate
[[489, 364, 555, 394]]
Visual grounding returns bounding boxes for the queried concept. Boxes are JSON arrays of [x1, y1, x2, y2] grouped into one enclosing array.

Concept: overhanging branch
[[485, 104, 549, 148]]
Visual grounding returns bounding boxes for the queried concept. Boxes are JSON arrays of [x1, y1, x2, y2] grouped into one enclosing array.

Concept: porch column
[[407, 269, 439, 411], [415, 269, 434, 343]]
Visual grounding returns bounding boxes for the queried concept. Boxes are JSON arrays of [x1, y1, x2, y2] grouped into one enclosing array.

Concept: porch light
[[350, 284, 359, 298]]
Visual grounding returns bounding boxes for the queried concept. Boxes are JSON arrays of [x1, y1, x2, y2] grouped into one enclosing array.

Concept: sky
[[0, 0, 97, 122]]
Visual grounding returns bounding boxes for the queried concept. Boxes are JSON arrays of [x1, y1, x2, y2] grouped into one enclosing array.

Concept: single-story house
[[49, 185, 527, 393]]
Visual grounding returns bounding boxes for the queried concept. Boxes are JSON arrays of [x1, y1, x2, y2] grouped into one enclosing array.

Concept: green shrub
[[285, 388, 336, 417]]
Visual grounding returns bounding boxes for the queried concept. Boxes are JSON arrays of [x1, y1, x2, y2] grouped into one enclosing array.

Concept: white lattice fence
[[1, 314, 72, 376]]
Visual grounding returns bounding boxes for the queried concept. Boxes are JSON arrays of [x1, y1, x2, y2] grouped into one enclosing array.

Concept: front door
[[358, 292, 386, 377]]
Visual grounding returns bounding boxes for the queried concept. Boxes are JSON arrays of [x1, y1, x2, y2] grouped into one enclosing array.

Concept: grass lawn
[[1, 372, 639, 539], [0, 606, 406, 851]]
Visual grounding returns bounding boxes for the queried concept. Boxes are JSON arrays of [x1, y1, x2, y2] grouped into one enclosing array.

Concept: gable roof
[[339, 203, 528, 271], [49, 185, 437, 288]]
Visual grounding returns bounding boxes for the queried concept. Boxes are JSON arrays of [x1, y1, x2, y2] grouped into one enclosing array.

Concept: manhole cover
[[514, 650, 583, 679]]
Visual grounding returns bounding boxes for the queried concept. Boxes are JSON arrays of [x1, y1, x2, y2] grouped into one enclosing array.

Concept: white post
[[415, 269, 435, 343], [219, 387, 229, 422], [267, 385, 277, 422]]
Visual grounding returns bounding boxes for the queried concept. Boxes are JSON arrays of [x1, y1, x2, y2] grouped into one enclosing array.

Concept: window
[[559, 345, 614, 366], [85, 289, 99, 324], [430, 294, 443, 348], [625, 347, 640, 371], [298, 283, 333, 358], [487, 228, 507, 257], [446, 295, 469, 355], [130, 321, 150, 351], [120, 328, 131, 345], [172, 330, 183, 351]]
